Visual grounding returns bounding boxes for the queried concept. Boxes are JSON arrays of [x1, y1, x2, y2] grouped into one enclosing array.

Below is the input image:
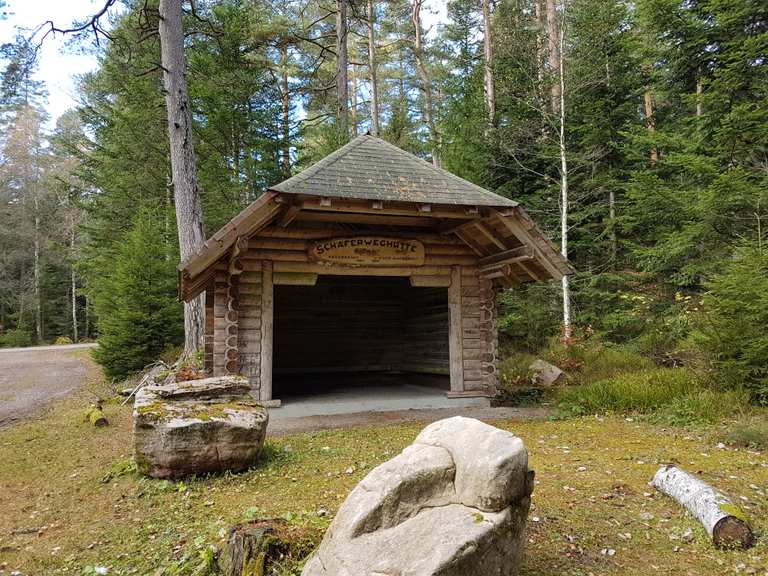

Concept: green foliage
[[653, 389, 749, 426], [558, 367, 701, 416], [696, 244, 768, 404], [545, 338, 653, 385], [91, 210, 183, 380], [721, 421, 768, 451], [0, 328, 32, 347]]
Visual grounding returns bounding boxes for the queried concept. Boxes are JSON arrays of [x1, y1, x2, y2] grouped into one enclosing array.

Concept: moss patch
[[0, 355, 766, 575]]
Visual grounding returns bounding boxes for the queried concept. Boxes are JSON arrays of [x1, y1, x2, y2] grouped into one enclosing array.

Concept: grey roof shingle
[[269, 134, 517, 207]]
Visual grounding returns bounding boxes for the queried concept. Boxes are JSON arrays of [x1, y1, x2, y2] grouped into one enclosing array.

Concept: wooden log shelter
[[179, 135, 573, 404]]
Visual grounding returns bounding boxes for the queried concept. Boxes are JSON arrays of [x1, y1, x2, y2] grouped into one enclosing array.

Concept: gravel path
[[0, 344, 97, 428]]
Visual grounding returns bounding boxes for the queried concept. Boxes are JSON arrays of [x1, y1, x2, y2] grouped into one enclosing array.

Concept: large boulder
[[302, 416, 534, 576], [133, 375, 268, 478]]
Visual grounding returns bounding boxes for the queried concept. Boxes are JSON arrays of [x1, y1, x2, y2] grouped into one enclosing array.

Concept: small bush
[[721, 421, 768, 450], [545, 338, 653, 385], [497, 352, 537, 388], [652, 389, 749, 425], [558, 367, 701, 416], [696, 243, 768, 404], [0, 328, 33, 348], [54, 335, 73, 345]]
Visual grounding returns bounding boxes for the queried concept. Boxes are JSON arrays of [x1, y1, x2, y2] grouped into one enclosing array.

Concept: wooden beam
[[300, 197, 475, 220], [448, 266, 464, 394], [474, 221, 507, 250], [273, 272, 318, 286], [273, 261, 452, 276], [411, 275, 452, 287], [259, 261, 274, 402], [478, 245, 534, 269], [182, 194, 281, 281], [455, 229, 488, 257], [296, 211, 436, 227], [516, 259, 542, 281], [439, 218, 480, 235], [278, 204, 301, 227], [492, 211, 563, 280]]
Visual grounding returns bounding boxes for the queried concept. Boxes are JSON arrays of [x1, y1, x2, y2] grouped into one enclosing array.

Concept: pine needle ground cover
[[1, 360, 767, 575]]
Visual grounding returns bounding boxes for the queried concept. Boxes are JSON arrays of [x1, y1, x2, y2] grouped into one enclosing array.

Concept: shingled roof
[[269, 134, 517, 207]]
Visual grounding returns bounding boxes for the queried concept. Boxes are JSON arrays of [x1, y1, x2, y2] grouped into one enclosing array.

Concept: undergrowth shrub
[[721, 421, 768, 450], [652, 389, 749, 425], [0, 328, 33, 348], [559, 367, 697, 415], [544, 338, 653, 385], [696, 243, 768, 405]]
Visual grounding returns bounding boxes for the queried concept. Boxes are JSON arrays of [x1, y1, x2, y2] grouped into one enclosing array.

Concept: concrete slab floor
[[268, 379, 489, 420]]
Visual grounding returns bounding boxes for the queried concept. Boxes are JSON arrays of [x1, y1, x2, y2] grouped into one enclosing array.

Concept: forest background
[[0, 0, 766, 404]]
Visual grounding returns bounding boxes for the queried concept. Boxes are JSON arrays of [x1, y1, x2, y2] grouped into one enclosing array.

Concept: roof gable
[[270, 134, 516, 207]]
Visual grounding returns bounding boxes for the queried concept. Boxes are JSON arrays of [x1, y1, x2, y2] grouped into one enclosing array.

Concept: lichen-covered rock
[[133, 376, 268, 479], [302, 416, 534, 576]]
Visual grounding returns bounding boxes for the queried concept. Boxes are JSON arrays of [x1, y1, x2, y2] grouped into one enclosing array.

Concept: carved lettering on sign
[[309, 236, 425, 266]]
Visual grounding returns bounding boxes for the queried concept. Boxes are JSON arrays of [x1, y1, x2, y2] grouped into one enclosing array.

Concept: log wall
[[207, 222, 499, 398], [274, 277, 410, 374]]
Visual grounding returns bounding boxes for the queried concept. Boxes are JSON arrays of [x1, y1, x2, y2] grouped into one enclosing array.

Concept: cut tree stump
[[218, 519, 313, 576], [651, 465, 754, 549]]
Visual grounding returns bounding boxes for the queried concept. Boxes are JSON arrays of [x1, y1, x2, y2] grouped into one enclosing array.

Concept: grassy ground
[[1, 357, 767, 575]]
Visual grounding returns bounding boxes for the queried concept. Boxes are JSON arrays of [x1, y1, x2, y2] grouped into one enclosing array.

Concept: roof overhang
[[178, 192, 574, 301]]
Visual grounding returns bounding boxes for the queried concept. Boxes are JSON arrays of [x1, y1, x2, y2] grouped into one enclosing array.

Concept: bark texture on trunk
[[336, 0, 349, 136], [643, 84, 658, 164], [482, 0, 496, 128], [546, 0, 560, 114], [367, 0, 380, 136], [159, 0, 206, 353], [33, 193, 41, 343], [280, 45, 291, 173], [71, 224, 78, 342], [652, 465, 754, 549], [411, 0, 440, 167], [351, 66, 358, 137], [557, 21, 571, 341]]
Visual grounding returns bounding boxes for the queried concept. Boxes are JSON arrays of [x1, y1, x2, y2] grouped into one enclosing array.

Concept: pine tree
[[92, 209, 183, 380]]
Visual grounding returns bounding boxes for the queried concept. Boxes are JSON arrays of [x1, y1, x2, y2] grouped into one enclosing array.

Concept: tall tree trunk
[[546, 0, 560, 114], [280, 45, 291, 173], [367, 0, 380, 136], [557, 18, 572, 341], [609, 189, 617, 268], [411, 0, 440, 167], [534, 0, 545, 90], [482, 0, 496, 128], [351, 66, 358, 137], [33, 193, 41, 343], [159, 0, 206, 353], [336, 0, 349, 136], [70, 222, 78, 342], [643, 89, 657, 163], [696, 72, 703, 117]]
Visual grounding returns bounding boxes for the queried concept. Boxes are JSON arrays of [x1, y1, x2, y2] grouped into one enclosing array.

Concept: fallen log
[[651, 465, 754, 549], [85, 405, 108, 427]]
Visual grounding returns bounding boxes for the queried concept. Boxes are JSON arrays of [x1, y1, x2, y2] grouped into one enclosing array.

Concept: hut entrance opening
[[272, 275, 450, 397]]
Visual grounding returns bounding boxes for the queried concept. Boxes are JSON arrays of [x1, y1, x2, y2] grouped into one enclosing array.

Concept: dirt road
[[0, 343, 97, 428]]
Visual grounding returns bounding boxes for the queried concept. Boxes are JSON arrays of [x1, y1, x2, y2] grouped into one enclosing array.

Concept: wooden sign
[[309, 236, 425, 266]]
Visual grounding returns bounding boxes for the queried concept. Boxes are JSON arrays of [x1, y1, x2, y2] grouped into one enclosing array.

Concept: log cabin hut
[[179, 135, 573, 406]]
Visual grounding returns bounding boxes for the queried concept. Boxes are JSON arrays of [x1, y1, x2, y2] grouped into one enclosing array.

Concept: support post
[[259, 260, 274, 402], [448, 266, 464, 394]]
